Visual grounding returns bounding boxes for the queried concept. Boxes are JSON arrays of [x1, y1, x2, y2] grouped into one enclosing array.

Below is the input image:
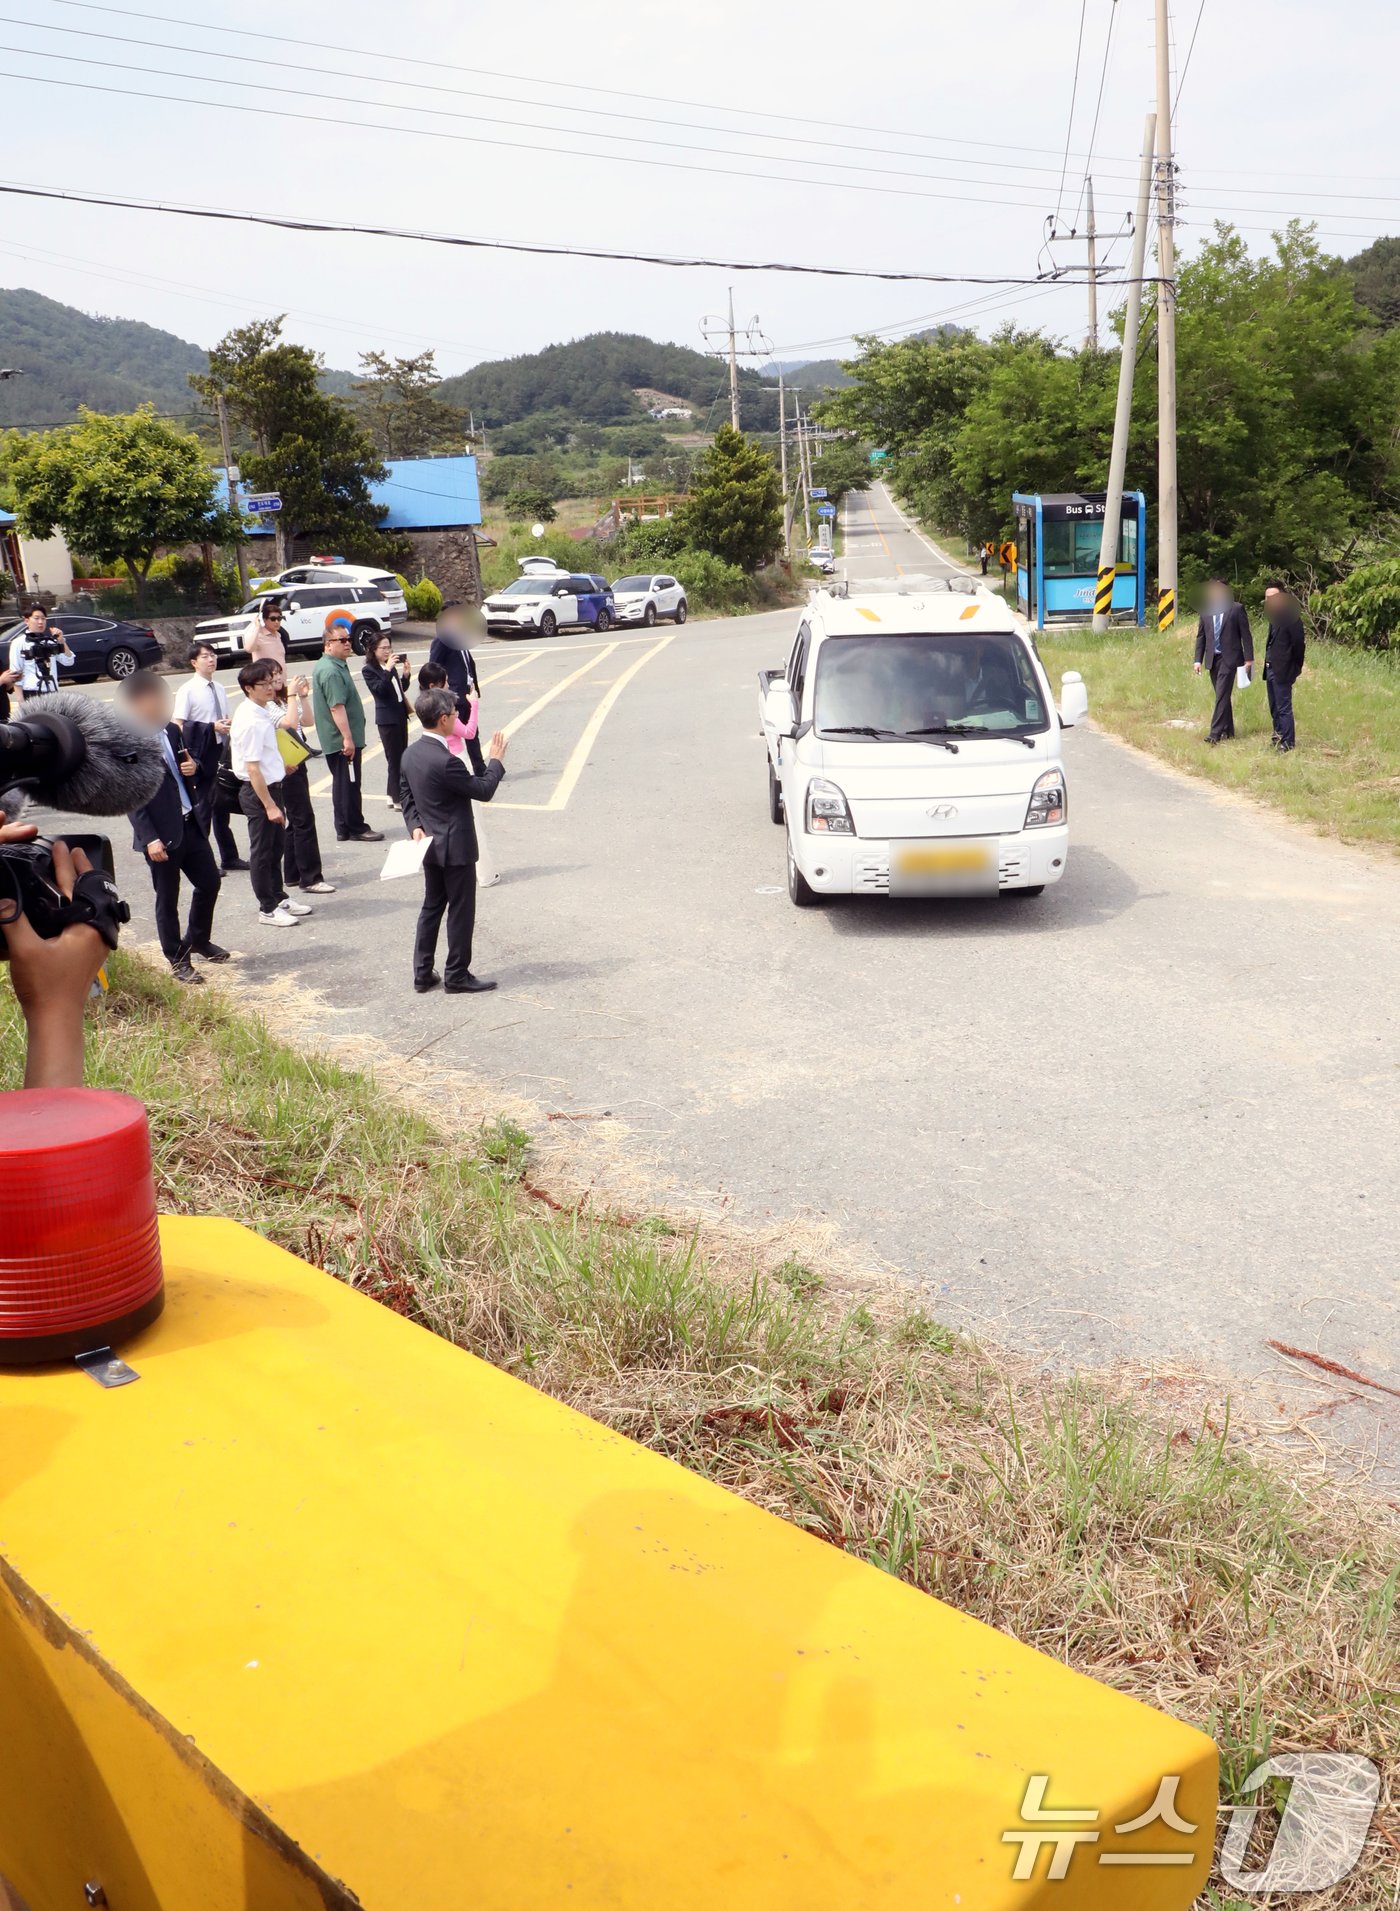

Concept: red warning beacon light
[[0, 1088, 164, 1363]]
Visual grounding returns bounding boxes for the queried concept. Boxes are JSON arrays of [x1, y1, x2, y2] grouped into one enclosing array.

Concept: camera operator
[[0, 808, 109, 1088], [9, 605, 74, 706]]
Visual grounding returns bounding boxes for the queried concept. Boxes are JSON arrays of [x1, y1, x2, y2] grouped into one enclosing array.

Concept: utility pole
[[796, 403, 812, 545], [700, 296, 770, 435], [215, 392, 248, 597], [777, 366, 792, 557], [1155, 0, 1178, 633], [1084, 177, 1099, 351], [1092, 114, 1157, 634]]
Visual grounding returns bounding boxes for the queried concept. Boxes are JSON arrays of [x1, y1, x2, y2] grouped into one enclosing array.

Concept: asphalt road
[[27, 485, 1400, 1452]]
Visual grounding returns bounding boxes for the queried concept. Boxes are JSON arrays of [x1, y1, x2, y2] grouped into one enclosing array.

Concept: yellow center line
[[867, 492, 902, 574], [500, 643, 620, 740], [543, 630, 677, 812]]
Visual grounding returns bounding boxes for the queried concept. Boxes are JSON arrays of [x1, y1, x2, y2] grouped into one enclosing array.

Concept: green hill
[[0, 287, 209, 431], [436, 330, 770, 427]]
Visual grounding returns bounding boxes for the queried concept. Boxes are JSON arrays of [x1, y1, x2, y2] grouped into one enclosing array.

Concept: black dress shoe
[[445, 974, 497, 994], [414, 973, 442, 994], [170, 957, 205, 986], [191, 941, 231, 963], [349, 829, 385, 843], [220, 859, 250, 873]]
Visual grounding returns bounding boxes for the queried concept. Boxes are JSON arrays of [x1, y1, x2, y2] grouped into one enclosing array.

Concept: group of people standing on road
[[114, 599, 506, 993], [1191, 579, 1307, 751]]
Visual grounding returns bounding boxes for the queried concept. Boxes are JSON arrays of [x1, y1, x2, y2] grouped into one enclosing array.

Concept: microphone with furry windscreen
[[0, 690, 165, 815]]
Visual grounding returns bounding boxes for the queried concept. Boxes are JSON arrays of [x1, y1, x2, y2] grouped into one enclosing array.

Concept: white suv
[[758, 579, 1087, 907], [257, 562, 408, 623], [193, 584, 396, 664], [610, 573, 688, 626]]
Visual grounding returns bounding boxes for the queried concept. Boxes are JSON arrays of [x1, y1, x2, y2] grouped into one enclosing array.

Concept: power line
[[1054, 0, 1090, 225], [0, 181, 1170, 286], [1173, 0, 1208, 113], [1073, 0, 1119, 228], [0, 61, 1132, 213]]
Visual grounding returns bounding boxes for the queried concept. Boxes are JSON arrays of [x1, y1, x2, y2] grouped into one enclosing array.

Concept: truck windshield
[[813, 632, 1048, 738]]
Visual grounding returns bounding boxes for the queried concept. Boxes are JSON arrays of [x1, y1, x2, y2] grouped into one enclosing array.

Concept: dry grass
[[4, 956, 1398, 1907]]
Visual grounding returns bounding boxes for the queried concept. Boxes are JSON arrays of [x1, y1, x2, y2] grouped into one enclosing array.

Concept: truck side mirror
[[1059, 670, 1088, 728]]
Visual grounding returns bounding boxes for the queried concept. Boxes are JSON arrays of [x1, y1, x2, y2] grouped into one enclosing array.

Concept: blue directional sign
[[810, 487, 828, 499], [246, 493, 282, 514], [816, 503, 836, 518]]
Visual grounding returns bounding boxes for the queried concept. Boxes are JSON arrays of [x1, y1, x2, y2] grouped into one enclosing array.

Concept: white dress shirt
[[173, 675, 230, 725], [229, 698, 284, 784]]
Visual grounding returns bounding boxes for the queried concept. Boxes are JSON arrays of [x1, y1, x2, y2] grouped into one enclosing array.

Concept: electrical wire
[[1054, 0, 1090, 225], [1173, 0, 1208, 114], [1072, 0, 1119, 228], [0, 181, 1168, 286], [0, 61, 1134, 213]]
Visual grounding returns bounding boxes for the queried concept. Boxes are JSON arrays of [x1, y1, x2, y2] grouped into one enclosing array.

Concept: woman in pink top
[[417, 660, 477, 756], [245, 597, 288, 666]]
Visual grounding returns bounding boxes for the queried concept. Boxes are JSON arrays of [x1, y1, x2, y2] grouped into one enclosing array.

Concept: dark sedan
[[0, 612, 163, 683]]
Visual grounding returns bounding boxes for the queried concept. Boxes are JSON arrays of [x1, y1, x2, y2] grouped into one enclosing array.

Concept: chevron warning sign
[[1157, 586, 1176, 631], [1094, 566, 1115, 617]]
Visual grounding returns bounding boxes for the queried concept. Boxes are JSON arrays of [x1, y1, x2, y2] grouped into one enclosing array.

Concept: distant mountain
[[0, 287, 357, 433], [0, 288, 209, 431], [435, 331, 769, 427], [764, 358, 855, 391]]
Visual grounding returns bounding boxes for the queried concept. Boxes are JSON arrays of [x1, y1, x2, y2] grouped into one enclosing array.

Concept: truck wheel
[[539, 611, 557, 638], [787, 830, 819, 907], [768, 762, 784, 824]]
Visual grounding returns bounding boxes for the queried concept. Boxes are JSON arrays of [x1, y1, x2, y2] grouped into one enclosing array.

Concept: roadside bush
[[673, 550, 755, 615], [404, 577, 443, 621], [616, 517, 688, 567], [1311, 556, 1400, 651]]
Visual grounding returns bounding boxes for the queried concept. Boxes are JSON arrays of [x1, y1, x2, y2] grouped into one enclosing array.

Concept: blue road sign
[[816, 503, 836, 518], [810, 487, 828, 499], [246, 493, 282, 514]]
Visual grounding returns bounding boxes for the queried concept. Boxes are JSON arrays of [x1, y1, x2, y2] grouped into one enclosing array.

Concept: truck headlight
[[1025, 770, 1066, 828], [806, 778, 854, 835]]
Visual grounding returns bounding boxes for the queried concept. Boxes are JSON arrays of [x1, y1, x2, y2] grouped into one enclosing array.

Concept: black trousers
[[238, 780, 288, 913], [414, 859, 477, 987], [280, 763, 325, 887], [194, 773, 242, 867], [1267, 674, 1296, 749], [329, 747, 367, 838], [145, 825, 221, 963], [1208, 658, 1236, 740], [378, 720, 409, 805]]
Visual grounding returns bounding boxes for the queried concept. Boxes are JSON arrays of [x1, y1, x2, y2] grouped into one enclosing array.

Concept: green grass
[[1039, 625, 1400, 854], [4, 957, 1398, 1902]]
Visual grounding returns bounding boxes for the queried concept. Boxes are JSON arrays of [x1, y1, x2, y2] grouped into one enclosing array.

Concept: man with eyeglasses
[[245, 596, 288, 667], [312, 614, 384, 844]]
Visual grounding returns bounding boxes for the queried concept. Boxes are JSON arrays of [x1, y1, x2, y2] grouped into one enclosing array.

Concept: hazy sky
[[2, 0, 1398, 394]]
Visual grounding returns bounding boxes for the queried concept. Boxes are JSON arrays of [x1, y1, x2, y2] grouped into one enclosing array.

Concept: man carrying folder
[[1192, 579, 1254, 745]]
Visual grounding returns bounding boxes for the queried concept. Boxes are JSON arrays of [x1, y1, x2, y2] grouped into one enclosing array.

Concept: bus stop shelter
[[1012, 491, 1146, 629]]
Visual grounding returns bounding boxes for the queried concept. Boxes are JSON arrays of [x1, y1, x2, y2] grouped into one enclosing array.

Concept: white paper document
[[1236, 665, 1252, 690], [379, 835, 432, 881]]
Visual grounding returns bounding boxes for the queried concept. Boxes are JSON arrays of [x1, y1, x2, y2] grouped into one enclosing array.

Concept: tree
[[806, 437, 872, 508], [352, 350, 466, 458], [503, 487, 557, 523], [678, 425, 782, 572], [1345, 236, 1400, 330], [9, 405, 221, 609], [192, 318, 392, 570]]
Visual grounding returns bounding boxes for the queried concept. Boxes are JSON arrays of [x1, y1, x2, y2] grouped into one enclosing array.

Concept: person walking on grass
[[1192, 578, 1254, 745], [311, 614, 384, 845], [1262, 581, 1306, 753], [399, 688, 507, 995], [228, 657, 314, 929], [173, 639, 246, 874], [268, 662, 335, 895], [362, 631, 412, 811], [120, 670, 227, 984]]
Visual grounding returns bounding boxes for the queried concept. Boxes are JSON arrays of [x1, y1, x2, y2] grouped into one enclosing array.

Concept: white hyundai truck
[[758, 580, 1088, 907]]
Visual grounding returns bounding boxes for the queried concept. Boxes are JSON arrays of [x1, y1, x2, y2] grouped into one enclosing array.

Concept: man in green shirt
[[311, 617, 384, 843]]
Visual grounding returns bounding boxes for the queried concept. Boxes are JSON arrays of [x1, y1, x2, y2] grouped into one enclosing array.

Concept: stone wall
[[400, 529, 483, 606]]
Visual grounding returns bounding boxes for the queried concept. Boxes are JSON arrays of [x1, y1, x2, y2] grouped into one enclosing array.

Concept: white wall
[[20, 531, 74, 601]]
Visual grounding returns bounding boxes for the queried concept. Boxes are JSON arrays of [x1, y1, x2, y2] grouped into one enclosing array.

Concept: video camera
[[0, 833, 130, 961], [26, 631, 65, 665]]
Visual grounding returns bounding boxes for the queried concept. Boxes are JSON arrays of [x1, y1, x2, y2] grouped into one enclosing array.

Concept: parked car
[[255, 562, 408, 623], [482, 570, 616, 639], [758, 581, 1087, 908], [808, 546, 837, 575], [193, 584, 396, 664], [610, 574, 688, 627], [0, 611, 161, 683]]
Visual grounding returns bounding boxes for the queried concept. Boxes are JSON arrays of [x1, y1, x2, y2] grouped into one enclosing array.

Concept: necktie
[[161, 732, 191, 814]]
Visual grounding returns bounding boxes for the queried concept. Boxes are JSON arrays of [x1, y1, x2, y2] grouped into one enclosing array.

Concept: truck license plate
[[889, 840, 999, 897]]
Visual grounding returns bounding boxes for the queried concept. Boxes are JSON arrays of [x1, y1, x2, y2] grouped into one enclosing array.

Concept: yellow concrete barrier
[[0, 1219, 1216, 1908]]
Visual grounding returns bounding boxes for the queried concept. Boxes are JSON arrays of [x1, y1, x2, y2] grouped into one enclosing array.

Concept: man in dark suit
[[399, 688, 508, 995], [1192, 579, 1254, 744], [428, 604, 488, 774], [120, 671, 228, 985], [1262, 580, 1306, 752]]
